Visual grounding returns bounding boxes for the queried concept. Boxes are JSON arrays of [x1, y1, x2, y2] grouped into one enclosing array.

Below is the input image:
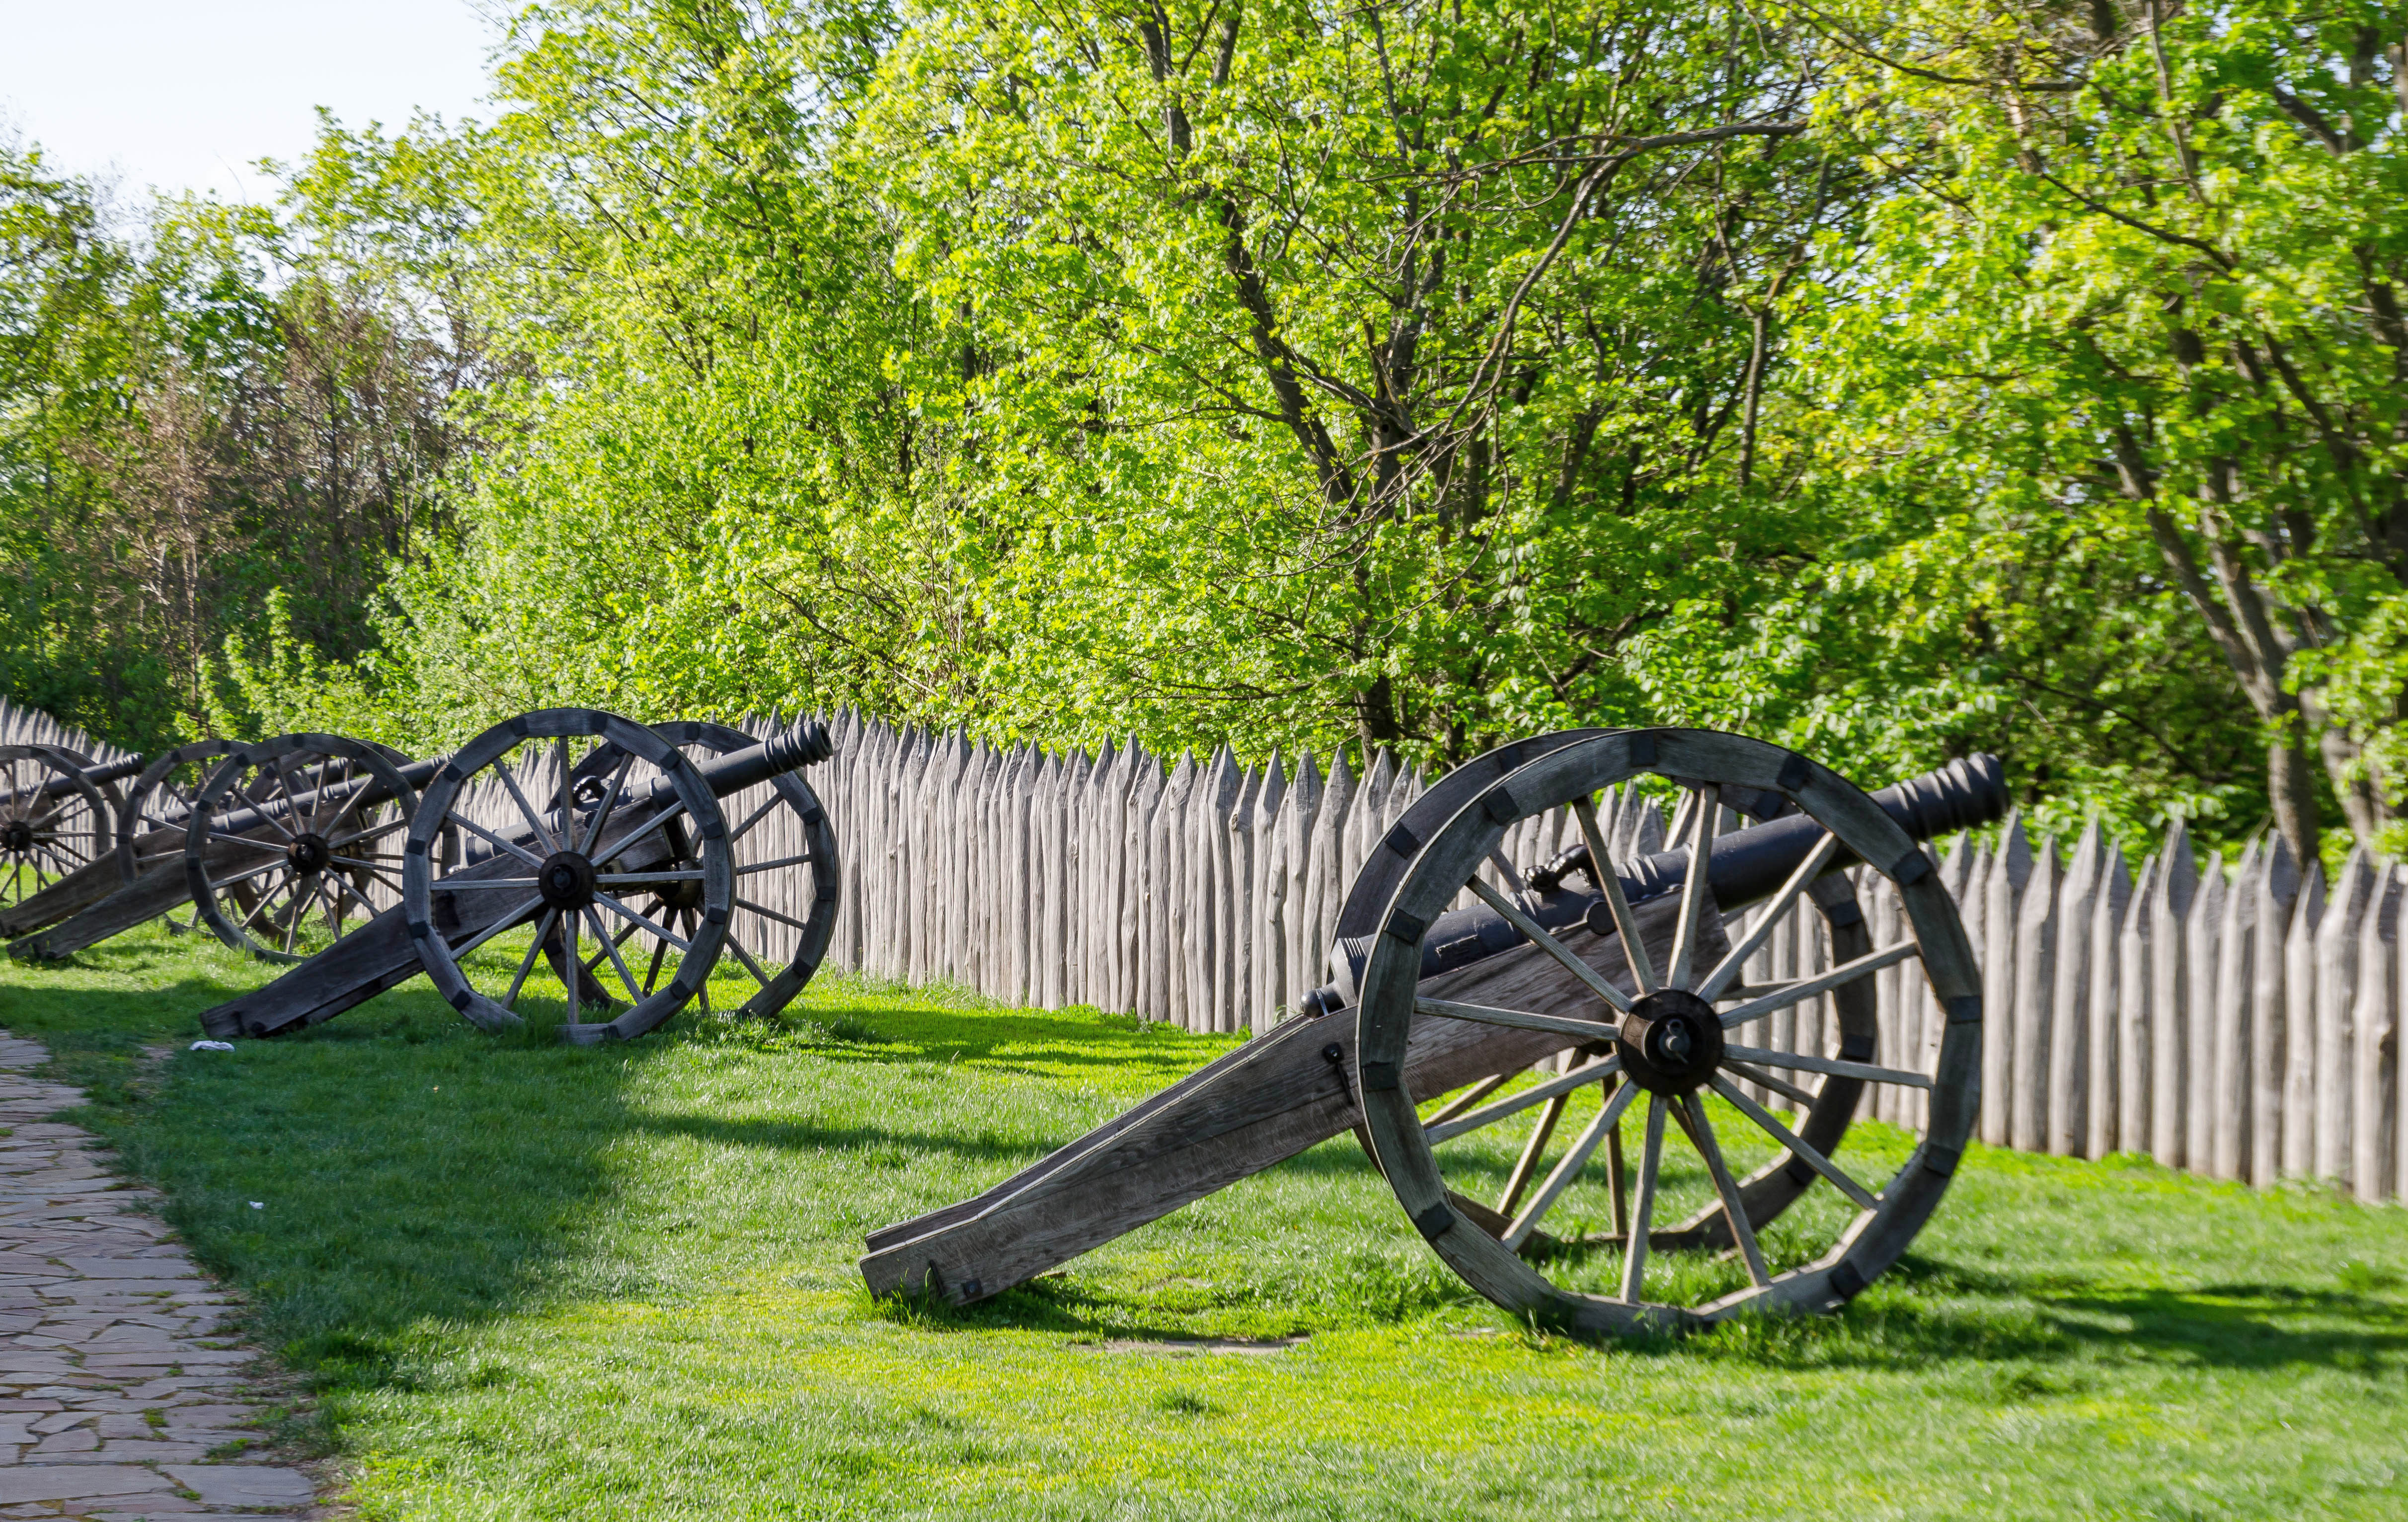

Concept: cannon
[[861, 729, 2002, 1334], [197, 708, 841, 1045], [0, 744, 137, 911], [4, 735, 430, 960]]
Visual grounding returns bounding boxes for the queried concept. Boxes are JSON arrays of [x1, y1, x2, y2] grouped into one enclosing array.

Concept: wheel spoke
[[207, 858, 288, 893], [556, 736, 578, 854], [727, 792, 782, 843], [1675, 1093, 1771, 1288], [451, 813, 547, 868], [1496, 1093, 1568, 1217], [264, 757, 309, 840], [497, 761, 560, 855], [1485, 844, 1529, 897], [1717, 942, 1922, 1029], [735, 897, 814, 935], [450, 895, 546, 961], [1423, 1071, 1512, 1129], [1426, 1054, 1623, 1143], [595, 870, 707, 885], [579, 916, 639, 975], [1572, 794, 1654, 994], [1664, 784, 1720, 990], [430, 878, 544, 890], [564, 897, 581, 1009], [1723, 1060, 1819, 1108], [584, 908, 645, 1005], [577, 751, 638, 856], [721, 932, 774, 989], [310, 755, 352, 832], [1414, 995, 1615, 1044], [642, 930, 669, 996], [504, 909, 557, 1009], [1619, 1095, 1668, 1301], [1695, 830, 1841, 1001], [1708, 1076, 1880, 1211], [596, 800, 686, 861], [206, 830, 291, 855], [1464, 877, 1633, 1015], [1721, 1043, 1932, 1088], [734, 853, 818, 877], [326, 817, 409, 850], [330, 873, 383, 923], [1505, 1077, 1641, 1249], [591, 892, 690, 950]]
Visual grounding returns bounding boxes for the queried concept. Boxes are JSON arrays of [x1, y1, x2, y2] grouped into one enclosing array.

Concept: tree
[[852, 0, 1875, 766], [1802, 0, 2408, 857]]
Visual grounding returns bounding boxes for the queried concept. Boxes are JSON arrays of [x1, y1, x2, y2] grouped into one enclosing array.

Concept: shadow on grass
[[1671, 1251, 2408, 1374], [628, 1107, 1051, 1165]]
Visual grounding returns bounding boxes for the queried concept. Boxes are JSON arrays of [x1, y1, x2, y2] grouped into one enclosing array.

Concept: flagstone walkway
[[0, 1034, 326, 1521]]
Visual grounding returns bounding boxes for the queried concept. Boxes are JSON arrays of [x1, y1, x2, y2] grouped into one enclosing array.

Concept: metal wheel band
[[1352, 728, 1982, 1335], [400, 708, 734, 1043], [182, 735, 420, 963], [0, 746, 116, 910]]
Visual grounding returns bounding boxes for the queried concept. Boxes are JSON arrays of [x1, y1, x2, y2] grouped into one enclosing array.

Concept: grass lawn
[[0, 922, 2404, 1520]]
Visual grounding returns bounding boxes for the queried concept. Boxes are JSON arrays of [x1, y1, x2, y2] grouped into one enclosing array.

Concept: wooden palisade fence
[[0, 697, 132, 763], [802, 711, 2405, 1209]]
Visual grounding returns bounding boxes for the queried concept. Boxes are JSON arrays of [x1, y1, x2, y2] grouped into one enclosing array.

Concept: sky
[[0, 1, 496, 204]]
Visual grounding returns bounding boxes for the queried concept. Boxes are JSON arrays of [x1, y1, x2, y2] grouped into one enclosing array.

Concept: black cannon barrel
[[15, 752, 144, 803], [1618, 753, 2006, 909], [689, 718, 834, 798], [193, 757, 443, 843], [405, 717, 838, 887], [1301, 752, 2006, 1016]]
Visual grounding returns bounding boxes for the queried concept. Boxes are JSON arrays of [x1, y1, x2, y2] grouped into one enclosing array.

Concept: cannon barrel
[[8, 751, 142, 808], [1301, 753, 2006, 1017]]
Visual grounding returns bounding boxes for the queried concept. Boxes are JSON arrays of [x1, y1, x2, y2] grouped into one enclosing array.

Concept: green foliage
[[1790, 0, 2408, 853], [0, 136, 480, 752], [4, 0, 2404, 861]]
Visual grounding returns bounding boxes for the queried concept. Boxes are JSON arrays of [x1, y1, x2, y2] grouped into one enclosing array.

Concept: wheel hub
[[538, 850, 598, 911], [286, 832, 332, 875], [1616, 987, 1725, 1095], [0, 819, 32, 853]]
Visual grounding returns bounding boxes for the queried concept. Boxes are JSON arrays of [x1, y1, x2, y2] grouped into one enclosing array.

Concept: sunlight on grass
[[1, 922, 2404, 1519]]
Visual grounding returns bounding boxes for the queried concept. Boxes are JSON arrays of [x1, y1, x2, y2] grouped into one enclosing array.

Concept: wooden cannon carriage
[[196, 708, 842, 1044], [862, 730, 2003, 1333]]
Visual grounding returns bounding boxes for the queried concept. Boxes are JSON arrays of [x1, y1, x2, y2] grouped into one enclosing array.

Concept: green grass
[[1, 923, 2405, 1520]]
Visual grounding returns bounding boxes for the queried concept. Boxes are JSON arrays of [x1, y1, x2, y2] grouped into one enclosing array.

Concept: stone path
[[0, 1033, 325, 1521]]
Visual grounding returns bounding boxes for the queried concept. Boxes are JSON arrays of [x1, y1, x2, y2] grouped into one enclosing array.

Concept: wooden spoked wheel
[[1353, 729, 1981, 1334], [402, 708, 732, 1044], [0, 746, 114, 910], [551, 722, 839, 1023], [115, 739, 243, 933], [184, 735, 419, 962]]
